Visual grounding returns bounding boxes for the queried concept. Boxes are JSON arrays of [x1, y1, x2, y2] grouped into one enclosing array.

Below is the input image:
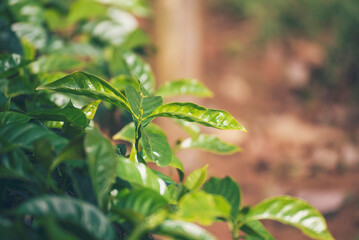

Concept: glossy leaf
[[156, 78, 213, 98], [29, 102, 88, 128], [241, 220, 274, 240], [246, 196, 334, 240], [0, 111, 32, 125], [15, 196, 115, 240], [0, 54, 31, 77], [176, 191, 231, 225], [202, 176, 241, 219], [156, 220, 216, 240], [36, 71, 130, 112], [116, 189, 167, 219], [85, 128, 117, 208], [81, 100, 101, 120], [117, 157, 168, 198], [148, 102, 247, 131], [141, 128, 172, 167], [184, 165, 208, 191], [180, 134, 241, 155]]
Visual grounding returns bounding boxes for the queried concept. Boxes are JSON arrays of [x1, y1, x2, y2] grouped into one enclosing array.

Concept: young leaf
[[246, 196, 334, 240], [141, 128, 172, 167], [0, 111, 32, 125], [184, 165, 208, 191], [0, 54, 31, 77], [115, 189, 167, 219], [117, 157, 168, 198], [113, 122, 166, 143], [147, 102, 247, 131], [14, 196, 115, 240], [110, 75, 139, 92], [240, 220, 274, 240], [156, 78, 213, 98], [36, 71, 131, 112], [180, 134, 242, 155], [157, 220, 216, 240], [81, 100, 101, 120], [85, 128, 117, 208], [175, 191, 231, 225], [202, 176, 241, 219]]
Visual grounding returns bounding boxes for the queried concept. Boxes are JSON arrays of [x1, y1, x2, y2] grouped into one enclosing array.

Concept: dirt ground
[[191, 4, 359, 240]]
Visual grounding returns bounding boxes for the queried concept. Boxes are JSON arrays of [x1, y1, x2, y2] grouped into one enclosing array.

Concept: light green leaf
[[67, 0, 107, 24], [30, 54, 84, 74], [81, 100, 101, 120], [156, 78, 213, 98], [148, 102, 247, 131], [36, 71, 130, 112], [141, 128, 172, 167], [0, 54, 31, 77], [246, 196, 334, 240], [202, 176, 241, 219], [0, 111, 32, 125], [169, 154, 184, 173], [117, 157, 168, 198], [12, 22, 47, 49], [185, 165, 208, 191], [180, 134, 241, 155], [156, 220, 216, 240], [14, 196, 115, 240], [116, 188, 167, 219], [241, 220, 274, 240], [29, 102, 89, 128], [173, 119, 201, 138], [113, 122, 166, 143], [85, 128, 117, 208], [122, 28, 151, 50], [110, 75, 139, 92], [176, 191, 231, 225], [152, 169, 176, 185]]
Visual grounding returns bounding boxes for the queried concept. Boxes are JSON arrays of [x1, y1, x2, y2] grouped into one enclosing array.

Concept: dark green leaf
[[0, 111, 32, 125], [125, 84, 142, 118], [156, 220, 216, 240], [156, 78, 213, 98], [15, 196, 115, 240], [148, 102, 247, 131], [141, 128, 172, 167], [246, 196, 334, 240], [180, 134, 241, 155], [36, 71, 131, 112], [85, 128, 117, 208], [0, 54, 31, 77], [202, 176, 241, 219], [241, 220, 274, 240]]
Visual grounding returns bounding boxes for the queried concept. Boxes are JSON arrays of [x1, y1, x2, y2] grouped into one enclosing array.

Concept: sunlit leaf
[[240, 220, 274, 240], [15, 196, 115, 240], [202, 176, 241, 219], [173, 119, 201, 138], [0, 54, 31, 77], [185, 165, 208, 191], [180, 134, 241, 155], [156, 78, 213, 98], [148, 102, 247, 131], [81, 100, 101, 120], [85, 128, 117, 208], [36, 71, 130, 112], [246, 196, 334, 240]]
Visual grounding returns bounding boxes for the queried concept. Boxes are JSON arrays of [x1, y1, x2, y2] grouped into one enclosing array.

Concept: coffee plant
[[0, 0, 334, 239]]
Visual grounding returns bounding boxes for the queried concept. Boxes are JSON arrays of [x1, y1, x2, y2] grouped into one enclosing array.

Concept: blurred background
[[2, 0, 358, 239]]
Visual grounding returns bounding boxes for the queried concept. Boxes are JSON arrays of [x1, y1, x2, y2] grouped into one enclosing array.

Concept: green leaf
[[81, 100, 101, 120], [67, 0, 107, 24], [246, 196, 334, 240], [30, 54, 84, 74], [110, 75, 139, 92], [85, 128, 117, 208], [125, 84, 142, 118], [117, 157, 168, 198], [141, 128, 172, 167], [0, 111, 32, 125], [202, 176, 241, 219], [175, 191, 231, 225], [156, 78, 213, 98], [122, 29, 151, 50], [115, 189, 167, 219], [29, 102, 89, 128], [113, 122, 166, 143], [12, 22, 47, 49], [36, 71, 130, 112], [169, 154, 184, 173], [121, 52, 155, 93], [0, 144, 33, 179], [148, 102, 247, 131], [156, 220, 216, 240], [180, 134, 241, 155], [185, 165, 208, 191], [0, 54, 31, 77], [152, 169, 176, 185], [173, 119, 201, 138], [14, 196, 115, 240], [240, 220, 274, 240]]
